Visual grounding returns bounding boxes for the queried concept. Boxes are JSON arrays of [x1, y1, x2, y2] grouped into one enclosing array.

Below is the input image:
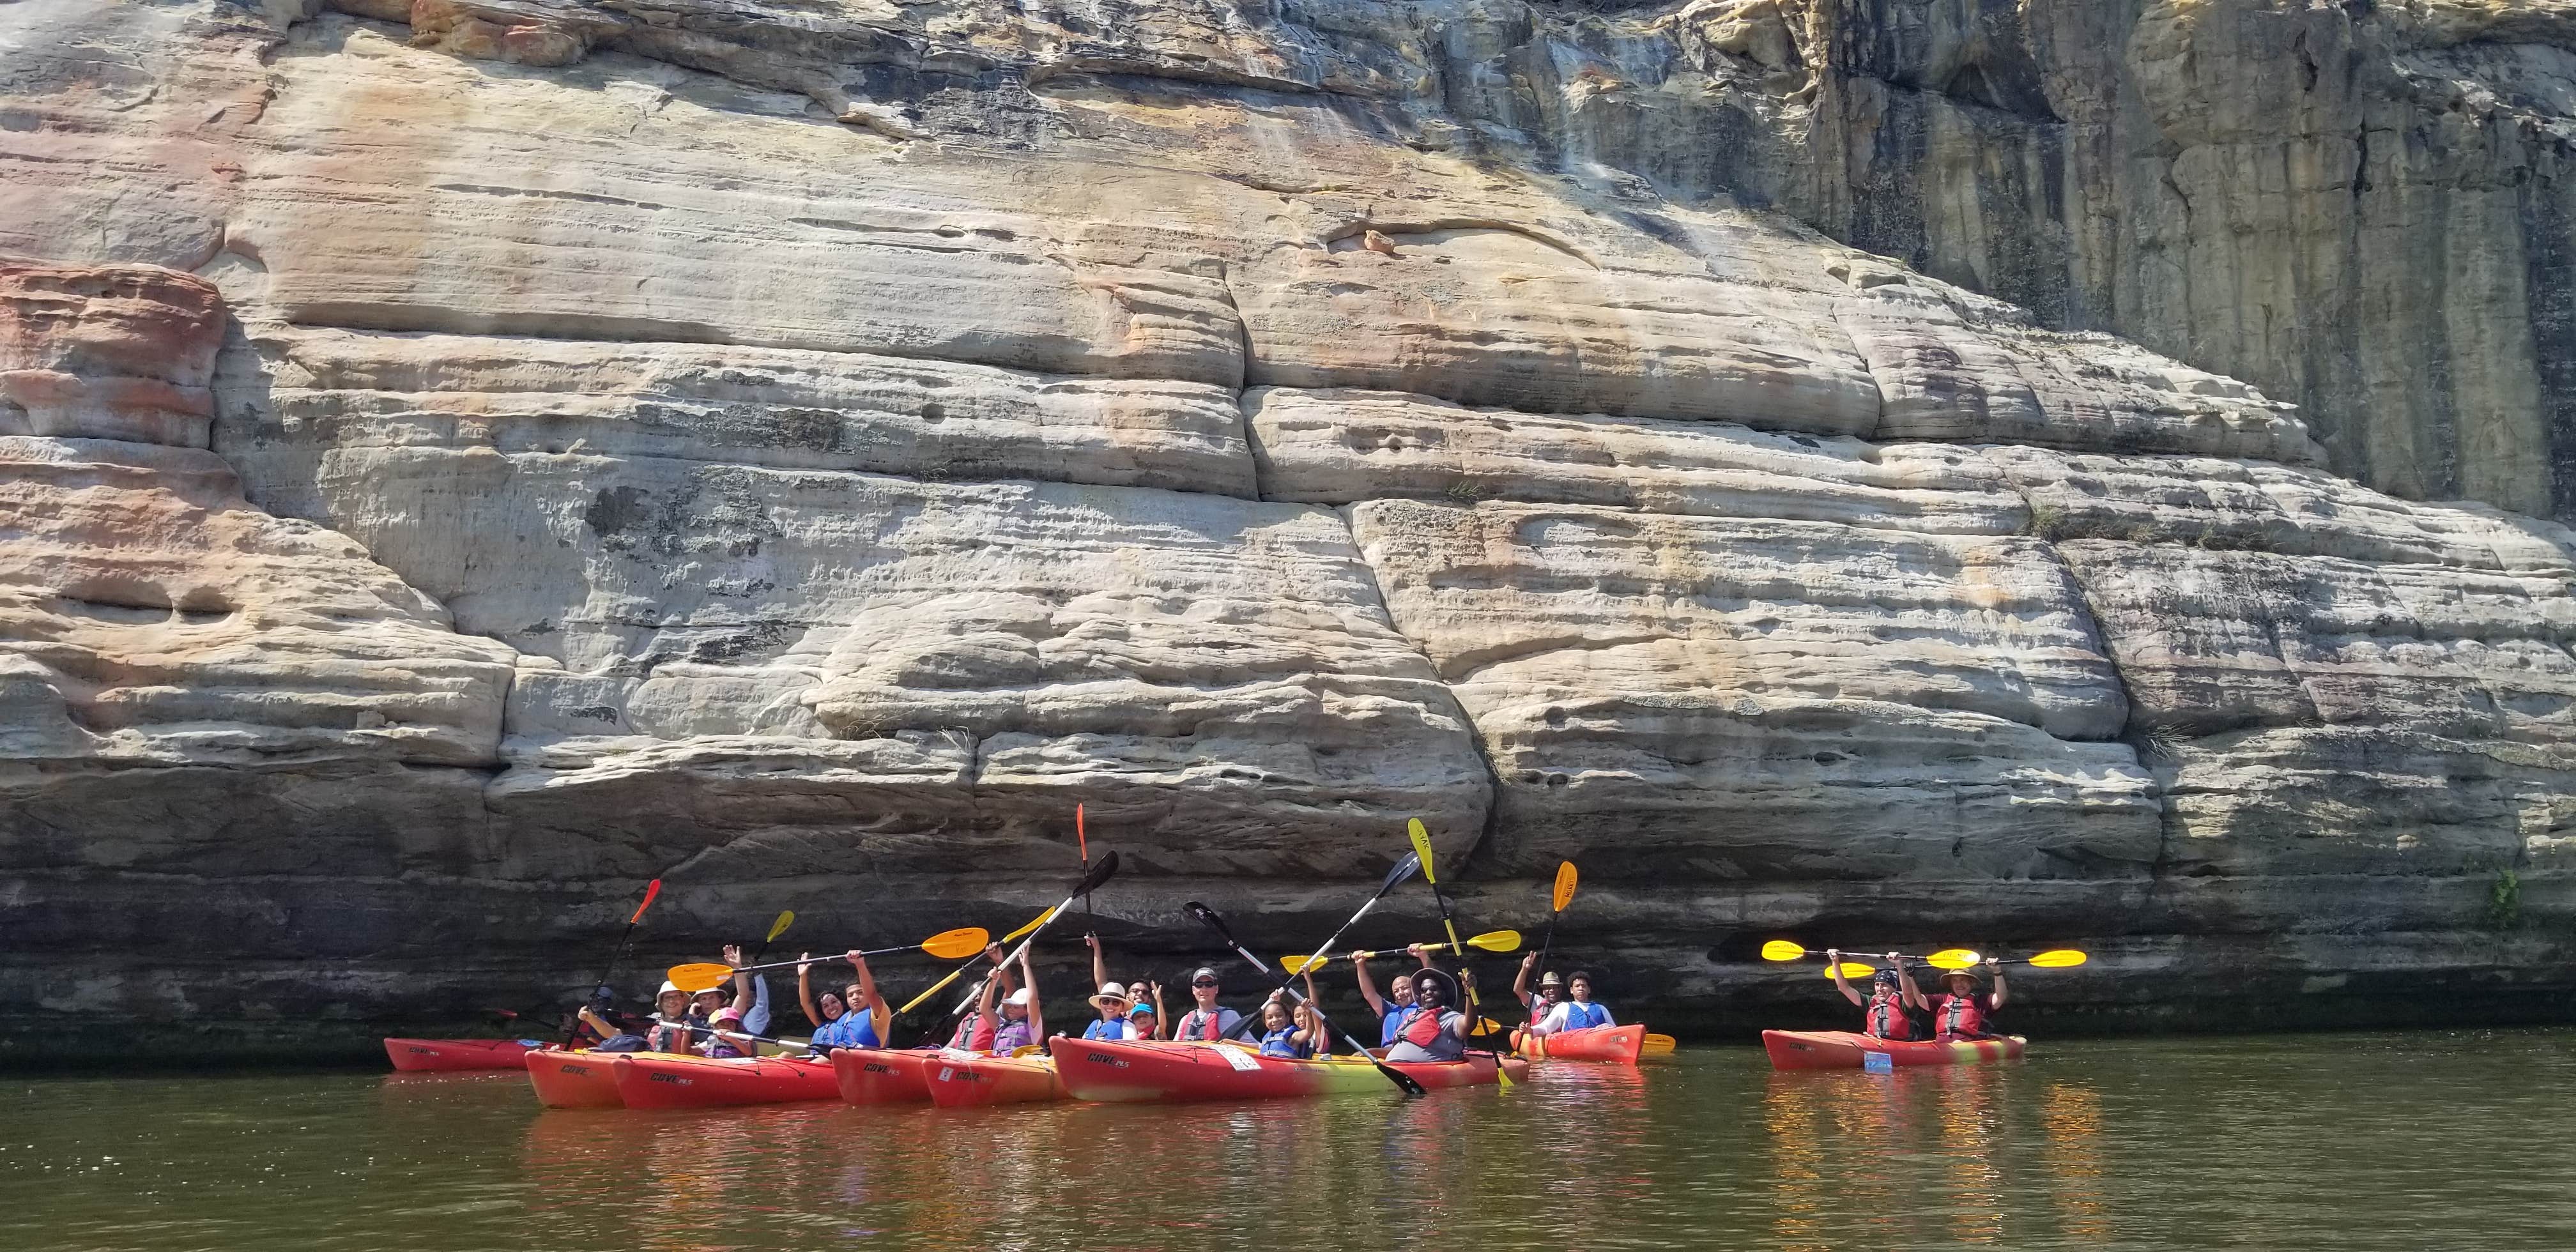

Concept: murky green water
[[6, 1029, 2572, 1250]]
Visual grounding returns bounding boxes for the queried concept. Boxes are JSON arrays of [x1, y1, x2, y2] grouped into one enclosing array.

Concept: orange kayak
[[1516, 1024, 1646, 1064], [831, 1047, 935, 1104], [1761, 1029, 2027, 1071], [611, 1053, 842, 1108], [383, 1037, 539, 1072], [924, 1051, 1066, 1108], [1050, 1037, 1528, 1102], [525, 1048, 624, 1108]]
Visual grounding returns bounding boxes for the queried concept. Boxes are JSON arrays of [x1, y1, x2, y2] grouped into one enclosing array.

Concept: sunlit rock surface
[[3, 0, 2574, 1057]]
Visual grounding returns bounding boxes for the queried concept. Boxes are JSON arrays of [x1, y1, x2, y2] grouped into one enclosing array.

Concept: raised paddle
[[1759, 940, 1959, 965], [1529, 860, 1577, 989], [1928, 949, 2089, 970], [948, 851, 1123, 1016], [1075, 804, 1096, 939], [563, 878, 662, 1046], [1278, 929, 1522, 972], [895, 907, 1058, 1019], [1407, 818, 1512, 1088], [664, 928, 993, 992], [1214, 851, 1421, 1043], [1184, 899, 1429, 1099]]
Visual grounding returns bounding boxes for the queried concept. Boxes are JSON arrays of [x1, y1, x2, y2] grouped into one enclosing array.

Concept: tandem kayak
[[611, 1053, 842, 1108], [383, 1037, 540, 1073], [525, 1048, 625, 1108], [1515, 1024, 1646, 1064], [831, 1047, 935, 1104], [923, 1051, 1066, 1108], [1761, 1030, 2027, 1071], [1048, 1037, 1530, 1103]]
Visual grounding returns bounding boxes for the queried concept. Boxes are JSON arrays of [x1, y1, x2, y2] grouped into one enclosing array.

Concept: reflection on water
[[12, 1030, 2576, 1251]]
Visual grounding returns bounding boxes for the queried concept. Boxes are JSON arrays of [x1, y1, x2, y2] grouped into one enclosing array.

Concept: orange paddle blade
[[1552, 861, 1577, 913], [920, 927, 990, 960], [666, 962, 733, 993]]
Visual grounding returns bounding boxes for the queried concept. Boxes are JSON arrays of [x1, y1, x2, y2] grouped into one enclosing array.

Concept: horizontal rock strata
[[2, 0, 2573, 1056]]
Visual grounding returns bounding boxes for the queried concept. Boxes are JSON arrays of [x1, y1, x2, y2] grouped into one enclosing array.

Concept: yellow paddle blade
[[765, 910, 795, 943], [1002, 906, 1055, 944], [1760, 940, 1808, 962], [666, 962, 733, 993], [1641, 1032, 1676, 1055], [1827, 962, 1874, 979], [920, 927, 990, 960], [1407, 818, 1438, 885], [1552, 861, 1577, 912], [1475, 1018, 1504, 1034], [1927, 949, 1982, 970], [1467, 929, 1521, 953], [2029, 949, 2088, 968], [1280, 954, 1326, 974]]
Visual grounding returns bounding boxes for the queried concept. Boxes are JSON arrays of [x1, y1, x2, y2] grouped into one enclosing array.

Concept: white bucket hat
[[1089, 982, 1132, 1012]]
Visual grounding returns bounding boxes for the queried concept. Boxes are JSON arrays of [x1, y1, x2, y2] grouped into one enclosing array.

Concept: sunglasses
[[1192, 980, 1219, 988]]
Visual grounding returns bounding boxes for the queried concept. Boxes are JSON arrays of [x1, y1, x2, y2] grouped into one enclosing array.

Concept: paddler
[[797, 949, 891, 1051], [1257, 972, 1328, 1059], [944, 942, 1020, 1051], [1827, 950, 1922, 1041], [1128, 981, 1164, 1039], [970, 947, 1043, 1054], [1512, 953, 1561, 1027], [1171, 966, 1246, 1041], [1082, 982, 1137, 1041], [1383, 966, 1469, 1063], [1925, 959, 2007, 1041], [696, 1005, 755, 1058], [1356, 944, 1431, 1047], [1532, 969, 1615, 1037]]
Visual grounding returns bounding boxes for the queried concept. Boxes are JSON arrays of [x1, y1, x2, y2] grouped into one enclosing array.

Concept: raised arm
[[1895, 952, 1926, 1011], [1829, 949, 1864, 1007], [721, 944, 754, 1016], [1088, 933, 1110, 993], [1355, 953, 1388, 1018], [797, 954, 827, 1028], [847, 950, 889, 1032], [1147, 982, 1167, 1039], [1020, 948, 1043, 1043], [1515, 952, 1538, 1009], [1988, 961, 2008, 1012]]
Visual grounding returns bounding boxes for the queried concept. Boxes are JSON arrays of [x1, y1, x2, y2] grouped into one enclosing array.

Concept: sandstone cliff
[[3, 0, 2573, 1057]]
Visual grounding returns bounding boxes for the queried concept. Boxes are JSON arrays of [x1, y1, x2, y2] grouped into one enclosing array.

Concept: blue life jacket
[[1082, 1016, 1130, 1041], [1561, 1001, 1611, 1031], [815, 1008, 879, 1050], [1379, 1004, 1418, 1046], [1260, 1025, 1310, 1059]]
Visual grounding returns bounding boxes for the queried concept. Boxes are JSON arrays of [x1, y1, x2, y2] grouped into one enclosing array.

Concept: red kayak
[[611, 1053, 842, 1108], [525, 1048, 625, 1108], [383, 1037, 539, 1073], [831, 1047, 935, 1104], [1516, 1024, 1646, 1064], [1761, 1029, 2027, 1071], [923, 1051, 1066, 1108], [1049, 1037, 1530, 1103]]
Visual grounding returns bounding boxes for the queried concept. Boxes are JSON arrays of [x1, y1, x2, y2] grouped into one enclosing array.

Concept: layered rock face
[[3, 0, 2573, 1057]]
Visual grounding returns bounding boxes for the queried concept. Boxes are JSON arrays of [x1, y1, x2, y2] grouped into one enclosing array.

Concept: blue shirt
[[813, 1007, 880, 1050]]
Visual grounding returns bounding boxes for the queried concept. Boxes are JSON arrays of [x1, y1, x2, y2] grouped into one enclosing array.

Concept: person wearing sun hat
[[1082, 981, 1137, 1041], [1925, 959, 2007, 1041], [1827, 950, 1926, 1041], [971, 945, 1045, 1054], [1384, 965, 1468, 1063]]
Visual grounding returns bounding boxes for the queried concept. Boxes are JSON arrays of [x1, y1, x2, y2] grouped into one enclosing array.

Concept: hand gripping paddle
[[665, 927, 993, 993], [1214, 851, 1420, 1043], [947, 851, 1123, 1016]]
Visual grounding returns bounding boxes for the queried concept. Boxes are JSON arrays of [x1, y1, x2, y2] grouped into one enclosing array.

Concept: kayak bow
[[384, 1037, 539, 1073], [610, 1053, 843, 1108]]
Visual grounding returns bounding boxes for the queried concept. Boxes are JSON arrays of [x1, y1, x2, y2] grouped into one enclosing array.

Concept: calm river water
[[6, 1028, 2570, 1250]]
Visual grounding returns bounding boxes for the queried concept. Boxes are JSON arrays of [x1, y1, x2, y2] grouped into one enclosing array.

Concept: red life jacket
[[1866, 991, 1915, 1041], [1184, 1009, 1228, 1041], [1402, 1007, 1448, 1047], [1936, 993, 1989, 1039]]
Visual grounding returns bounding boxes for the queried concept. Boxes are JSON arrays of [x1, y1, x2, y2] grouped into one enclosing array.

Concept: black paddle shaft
[[563, 919, 645, 1047], [1195, 852, 1418, 1043], [1184, 901, 1427, 1099]]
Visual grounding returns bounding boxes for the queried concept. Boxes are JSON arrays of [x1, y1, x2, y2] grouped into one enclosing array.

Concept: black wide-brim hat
[[1408, 966, 1460, 1008]]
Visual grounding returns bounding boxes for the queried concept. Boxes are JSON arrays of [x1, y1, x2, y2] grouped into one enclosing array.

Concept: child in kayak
[[1827, 950, 1922, 1041], [1532, 970, 1615, 1036], [697, 1006, 754, 1058], [973, 947, 1043, 1054], [1257, 972, 1328, 1059], [798, 949, 891, 1051], [1170, 966, 1245, 1041], [945, 942, 1020, 1051], [1384, 967, 1468, 1063], [1926, 961, 2007, 1041], [1356, 945, 1431, 1046], [1128, 982, 1163, 1039]]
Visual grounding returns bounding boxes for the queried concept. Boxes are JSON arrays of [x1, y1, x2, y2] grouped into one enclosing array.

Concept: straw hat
[[1088, 982, 1133, 1012]]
